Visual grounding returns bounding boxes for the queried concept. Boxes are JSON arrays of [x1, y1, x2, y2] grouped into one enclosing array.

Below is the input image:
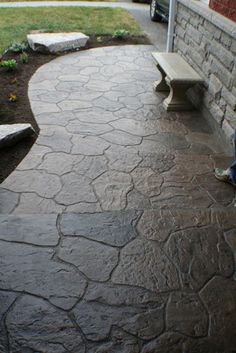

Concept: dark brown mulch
[[0, 35, 149, 183]]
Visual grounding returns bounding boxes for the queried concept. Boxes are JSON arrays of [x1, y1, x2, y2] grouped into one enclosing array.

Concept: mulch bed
[[0, 35, 149, 183]]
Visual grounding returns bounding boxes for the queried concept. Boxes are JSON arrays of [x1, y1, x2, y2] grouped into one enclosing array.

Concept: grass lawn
[[0, 0, 114, 2], [0, 7, 143, 53]]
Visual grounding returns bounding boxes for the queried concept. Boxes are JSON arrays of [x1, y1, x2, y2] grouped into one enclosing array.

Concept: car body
[[150, 0, 169, 22]]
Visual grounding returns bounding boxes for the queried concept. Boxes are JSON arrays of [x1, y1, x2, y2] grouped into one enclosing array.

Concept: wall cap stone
[[177, 0, 236, 38]]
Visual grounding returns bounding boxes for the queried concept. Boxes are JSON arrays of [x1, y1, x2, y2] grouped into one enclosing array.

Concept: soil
[[0, 35, 149, 183]]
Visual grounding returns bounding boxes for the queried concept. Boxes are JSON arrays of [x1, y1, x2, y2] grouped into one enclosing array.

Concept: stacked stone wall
[[174, 1, 236, 144]]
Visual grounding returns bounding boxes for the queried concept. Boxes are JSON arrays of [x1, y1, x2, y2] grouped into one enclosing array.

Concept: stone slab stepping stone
[[27, 32, 89, 53], [0, 123, 35, 149]]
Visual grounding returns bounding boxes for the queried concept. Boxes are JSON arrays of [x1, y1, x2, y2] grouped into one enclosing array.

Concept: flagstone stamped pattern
[[0, 46, 236, 352]]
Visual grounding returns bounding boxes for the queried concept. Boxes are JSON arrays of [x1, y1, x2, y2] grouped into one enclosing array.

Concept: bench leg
[[163, 78, 193, 111], [153, 64, 169, 92]]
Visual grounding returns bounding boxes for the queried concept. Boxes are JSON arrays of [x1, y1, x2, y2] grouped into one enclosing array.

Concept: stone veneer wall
[[174, 0, 236, 148]]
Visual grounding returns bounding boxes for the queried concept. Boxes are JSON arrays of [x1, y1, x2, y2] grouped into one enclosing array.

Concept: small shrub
[[20, 52, 29, 64], [0, 59, 17, 71], [8, 93, 17, 102], [8, 42, 27, 53], [112, 29, 129, 40]]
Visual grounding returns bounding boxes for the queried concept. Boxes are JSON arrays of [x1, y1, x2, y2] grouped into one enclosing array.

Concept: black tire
[[150, 0, 162, 22]]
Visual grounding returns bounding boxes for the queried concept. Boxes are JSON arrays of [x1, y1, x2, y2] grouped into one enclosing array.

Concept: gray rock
[[60, 210, 141, 247], [0, 241, 87, 310], [6, 295, 85, 353], [58, 237, 119, 281], [27, 32, 89, 53], [112, 238, 180, 292], [0, 124, 35, 149]]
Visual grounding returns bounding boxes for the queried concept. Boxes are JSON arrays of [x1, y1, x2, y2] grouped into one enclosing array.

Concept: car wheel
[[150, 0, 162, 22]]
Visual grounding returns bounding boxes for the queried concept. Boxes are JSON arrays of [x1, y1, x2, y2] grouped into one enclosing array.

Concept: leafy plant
[[8, 42, 27, 53], [0, 59, 17, 71], [112, 29, 130, 39], [8, 93, 17, 102], [19, 52, 29, 64]]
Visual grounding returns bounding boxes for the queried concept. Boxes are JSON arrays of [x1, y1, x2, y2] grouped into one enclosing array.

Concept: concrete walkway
[[0, 45, 236, 352]]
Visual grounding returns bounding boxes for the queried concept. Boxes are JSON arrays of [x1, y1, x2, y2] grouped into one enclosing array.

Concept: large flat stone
[[166, 292, 208, 337], [60, 210, 141, 247], [0, 214, 59, 246], [55, 172, 97, 205], [2, 170, 61, 198], [58, 237, 119, 281], [0, 241, 87, 309], [27, 32, 89, 53], [166, 226, 234, 290], [0, 123, 35, 149], [73, 298, 164, 341], [112, 238, 180, 292], [92, 170, 133, 211], [6, 295, 85, 353]]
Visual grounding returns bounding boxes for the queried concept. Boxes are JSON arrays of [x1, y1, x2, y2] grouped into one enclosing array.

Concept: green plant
[[112, 29, 130, 39], [8, 93, 17, 102], [19, 52, 29, 64], [0, 59, 17, 71], [8, 41, 27, 53]]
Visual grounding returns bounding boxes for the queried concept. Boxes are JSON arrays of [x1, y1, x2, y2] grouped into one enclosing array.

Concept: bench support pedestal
[[153, 64, 169, 92], [163, 78, 193, 111]]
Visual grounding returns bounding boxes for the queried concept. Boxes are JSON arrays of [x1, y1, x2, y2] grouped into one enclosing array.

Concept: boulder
[[0, 123, 35, 149], [27, 32, 89, 53]]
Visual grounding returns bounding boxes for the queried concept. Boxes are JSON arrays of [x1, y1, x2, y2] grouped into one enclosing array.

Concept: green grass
[[0, 7, 143, 53], [0, 0, 114, 2]]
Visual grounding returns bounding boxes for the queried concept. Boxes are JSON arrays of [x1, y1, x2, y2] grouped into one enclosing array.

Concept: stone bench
[[152, 52, 204, 111]]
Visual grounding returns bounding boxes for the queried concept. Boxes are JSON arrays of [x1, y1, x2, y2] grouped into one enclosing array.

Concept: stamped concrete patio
[[0, 45, 236, 352]]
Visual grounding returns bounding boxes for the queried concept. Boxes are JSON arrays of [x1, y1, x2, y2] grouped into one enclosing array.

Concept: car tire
[[150, 0, 162, 22]]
